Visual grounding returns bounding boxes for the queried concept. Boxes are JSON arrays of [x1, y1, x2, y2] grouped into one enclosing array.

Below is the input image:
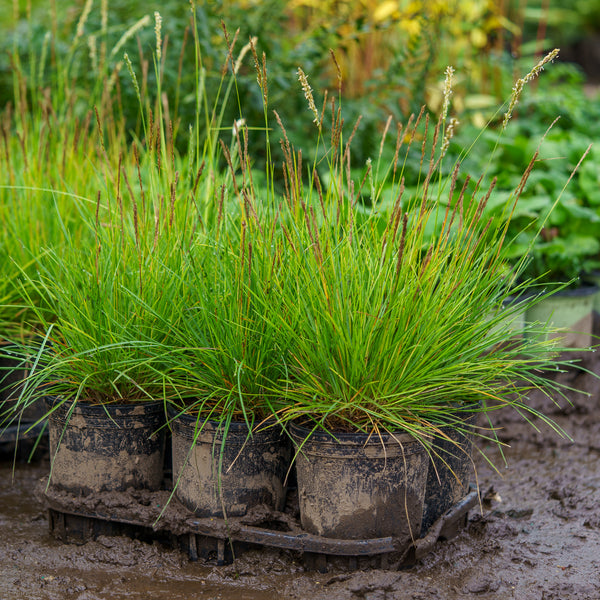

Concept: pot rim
[[45, 396, 165, 416], [288, 421, 421, 446], [167, 405, 282, 441]]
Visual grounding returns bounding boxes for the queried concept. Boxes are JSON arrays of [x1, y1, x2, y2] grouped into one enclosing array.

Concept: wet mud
[[2, 351, 600, 599]]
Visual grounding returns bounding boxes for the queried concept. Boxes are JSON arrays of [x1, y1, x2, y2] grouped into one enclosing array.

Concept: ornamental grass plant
[[0, 78, 106, 342], [165, 201, 290, 429], [252, 52, 586, 452], [0, 19, 120, 414], [0, 9, 248, 430], [5, 156, 191, 420]]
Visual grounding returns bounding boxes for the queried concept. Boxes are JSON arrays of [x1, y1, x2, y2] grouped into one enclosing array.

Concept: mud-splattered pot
[[421, 418, 476, 535], [45, 398, 166, 494], [290, 424, 429, 542], [169, 410, 291, 518]]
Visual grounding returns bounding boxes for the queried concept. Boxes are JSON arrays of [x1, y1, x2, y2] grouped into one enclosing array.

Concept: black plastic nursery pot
[[525, 283, 598, 348], [46, 398, 166, 494], [170, 410, 290, 518], [290, 423, 429, 541], [420, 419, 475, 535]]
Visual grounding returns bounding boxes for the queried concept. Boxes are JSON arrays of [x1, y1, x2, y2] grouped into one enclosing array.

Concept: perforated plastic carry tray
[[42, 484, 478, 571]]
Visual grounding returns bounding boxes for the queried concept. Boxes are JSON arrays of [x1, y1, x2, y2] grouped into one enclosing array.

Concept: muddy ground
[[1, 352, 600, 600]]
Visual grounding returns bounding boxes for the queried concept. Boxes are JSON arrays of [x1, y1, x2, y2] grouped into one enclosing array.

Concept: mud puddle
[[2, 352, 600, 599]]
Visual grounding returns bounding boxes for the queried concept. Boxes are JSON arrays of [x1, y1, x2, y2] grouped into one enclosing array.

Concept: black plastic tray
[[42, 486, 478, 571]]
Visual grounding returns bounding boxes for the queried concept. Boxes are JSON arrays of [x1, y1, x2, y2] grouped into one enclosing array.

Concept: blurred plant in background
[[444, 59, 600, 285], [0, 0, 529, 160]]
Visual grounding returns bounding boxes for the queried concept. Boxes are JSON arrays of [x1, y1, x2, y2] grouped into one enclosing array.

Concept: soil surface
[[2, 351, 600, 599]]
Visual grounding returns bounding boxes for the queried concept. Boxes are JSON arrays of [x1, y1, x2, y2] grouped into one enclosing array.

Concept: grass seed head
[[111, 15, 151, 59], [235, 36, 257, 75], [503, 49, 559, 130], [88, 35, 97, 71], [441, 65, 454, 123], [123, 53, 141, 102], [154, 11, 163, 61], [75, 0, 94, 41], [441, 117, 459, 157], [297, 67, 320, 131], [101, 0, 108, 32]]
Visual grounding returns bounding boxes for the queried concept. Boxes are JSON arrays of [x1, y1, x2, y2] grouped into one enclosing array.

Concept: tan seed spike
[[111, 15, 151, 59], [154, 11, 163, 61], [297, 67, 320, 131], [75, 0, 94, 41], [441, 117, 459, 158], [235, 36, 257, 75], [503, 49, 559, 130], [441, 66, 454, 123]]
